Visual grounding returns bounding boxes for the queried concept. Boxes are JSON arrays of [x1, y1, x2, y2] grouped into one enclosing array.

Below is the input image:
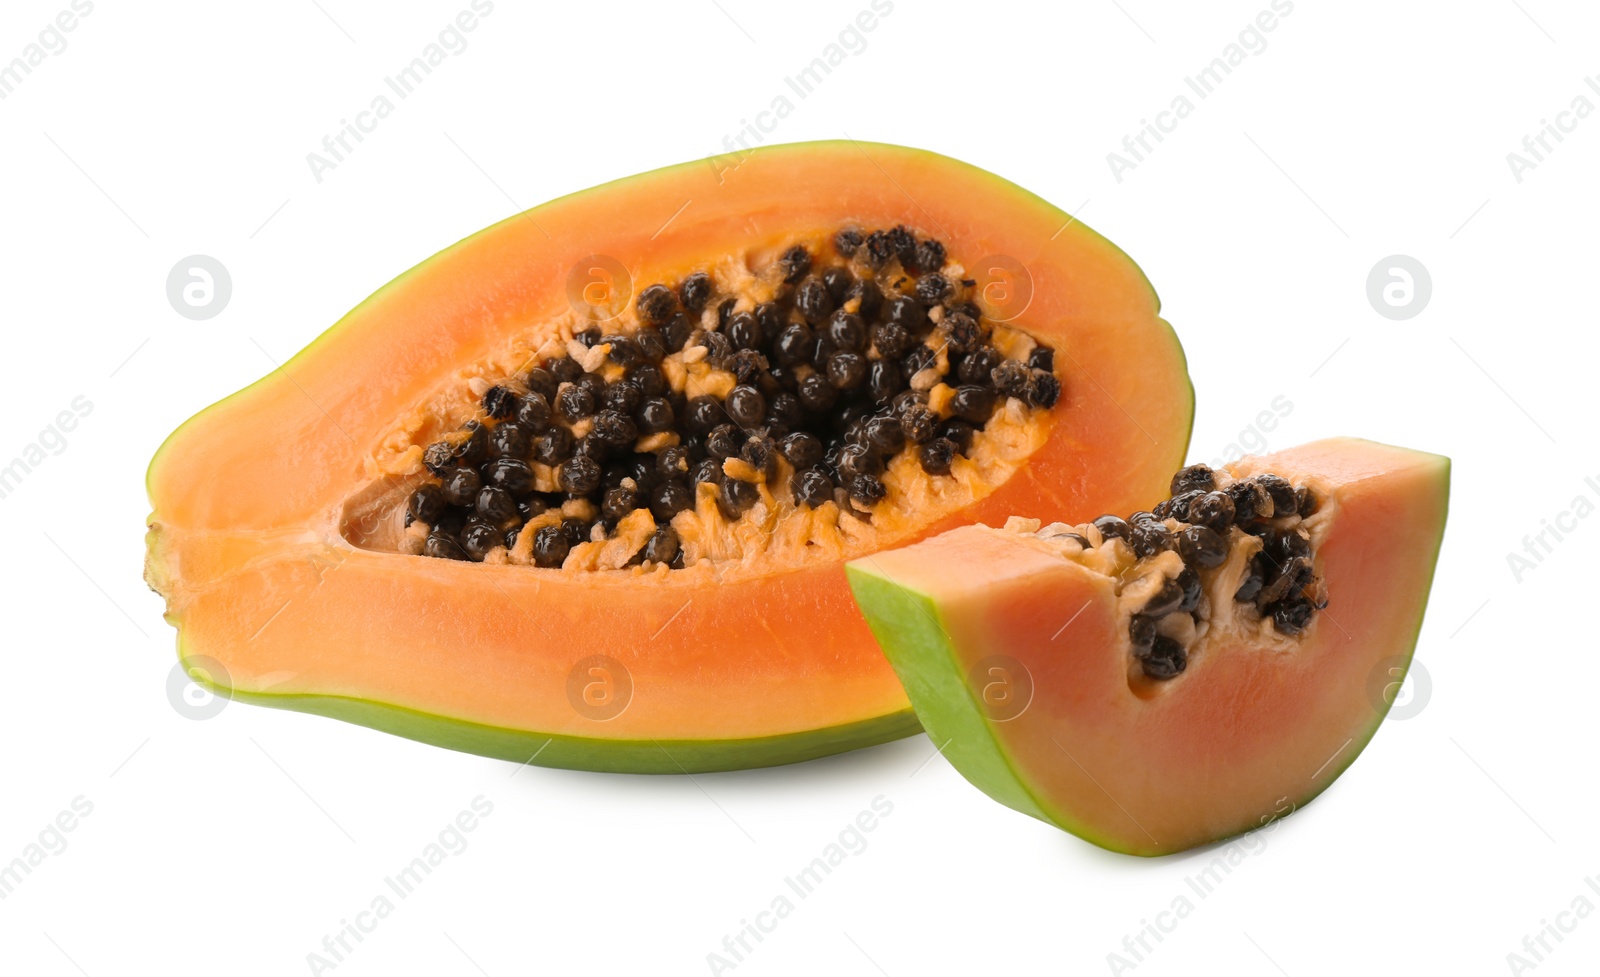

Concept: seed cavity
[[400, 226, 1063, 570], [1020, 463, 1329, 684]]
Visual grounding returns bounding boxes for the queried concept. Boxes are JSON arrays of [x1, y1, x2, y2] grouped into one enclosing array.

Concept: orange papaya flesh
[[145, 141, 1194, 773], [848, 438, 1449, 852]]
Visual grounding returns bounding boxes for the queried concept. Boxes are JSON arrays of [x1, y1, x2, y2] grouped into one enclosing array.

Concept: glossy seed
[[1187, 491, 1235, 534], [524, 368, 558, 401], [601, 485, 638, 521], [556, 384, 595, 423], [1027, 371, 1061, 409], [705, 423, 744, 460], [442, 467, 482, 506], [1093, 514, 1131, 542], [778, 245, 812, 284], [863, 415, 905, 455], [1295, 486, 1320, 518], [849, 473, 887, 505], [1275, 528, 1312, 563], [836, 443, 883, 480], [726, 385, 766, 428], [1177, 568, 1203, 613], [1170, 464, 1215, 496], [547, 356, 582, 383], [949, 385, 997, 424], [884, 295, 925, 332], [482, 385, 517, 419], [827, 352, 867, 390], [767, 392, 804, 428], [407, 484, 446, 526], [727, 312, 762, 351], [649, 480, 693, 521], [780, 432, 824, 470], [1027, 346, 1055, 372], [740, 436, 778, 480], [531, 427, 573, 465], [460, 523, 501, 562], [795, 277, 833, 324], [557, 456, 601, 495], [425, 531, 469, 561], [685, 396, 724, 435], [643, 527, 680, 565], [991, 359, 1030, 398], [636, 284, 677, 325], [637, 397, 676, 434], [591, 409, 637, 448], [939, 419, 976, 454], [919, 437, 956, 476], [826, 311, 866, 352], [1254, 473, 1297, 517], [822, 267, 852, 303], [915, 273, 950, 306], [1128, 615, 1157, 658], [1271, 597, 1315, 635], [679, 272, 713, 313], [717, 476, 759, 519], [1129, 521, 1173, 558], [944, 312, 983, 355], [1176, 525, 1228, 569], [774, 323, 813, 367], [475, 486, 518, 523], [1142, 636, 1187, 680], [793, 469, 834, 507], [899, 404, 939, 444], [866, 359, 904, 406], [846, 279, 884, 319], [515, 392, 550, 431], [532, 525, 570, 568], [958, 347, 1002, 386], [635, 330, 667, 364], [661, 313, 695, 353], [1226, 480, 1269, 525]]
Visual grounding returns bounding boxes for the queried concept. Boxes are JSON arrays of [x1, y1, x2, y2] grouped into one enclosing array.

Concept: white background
[[1, 1, 1594, 974]]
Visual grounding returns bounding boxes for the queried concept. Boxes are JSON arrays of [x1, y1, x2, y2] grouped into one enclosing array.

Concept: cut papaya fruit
[[145, 141, 1194, 773], [847, 438, 1448, 853]]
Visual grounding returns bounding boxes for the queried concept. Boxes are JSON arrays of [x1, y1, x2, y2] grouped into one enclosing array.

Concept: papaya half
[[145, 141, 1194, 773]]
